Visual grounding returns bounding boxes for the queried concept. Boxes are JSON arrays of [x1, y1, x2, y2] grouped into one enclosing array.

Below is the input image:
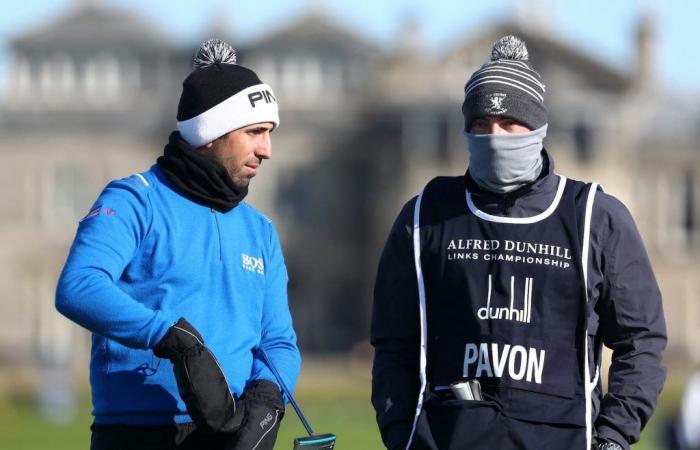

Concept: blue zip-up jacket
[[56, 164, 300, 424]]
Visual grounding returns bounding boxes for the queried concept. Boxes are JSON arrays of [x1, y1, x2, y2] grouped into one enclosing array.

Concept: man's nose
[[490, 122, 506, 135], [255, 137, 272, 160]]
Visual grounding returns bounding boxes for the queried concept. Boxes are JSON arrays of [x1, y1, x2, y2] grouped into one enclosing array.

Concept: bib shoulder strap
[[418, 176, 466, 228]]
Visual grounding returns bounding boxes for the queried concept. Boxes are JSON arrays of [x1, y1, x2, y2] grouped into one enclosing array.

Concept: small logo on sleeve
[[242, 253, 264, 275], [79, 206, 115, 223]]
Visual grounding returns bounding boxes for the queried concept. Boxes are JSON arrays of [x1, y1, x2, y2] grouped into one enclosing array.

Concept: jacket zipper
[[211, 208, 222, 261]]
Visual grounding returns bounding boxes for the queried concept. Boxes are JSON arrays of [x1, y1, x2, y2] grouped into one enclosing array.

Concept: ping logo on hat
[[248, 89, 276, 108]]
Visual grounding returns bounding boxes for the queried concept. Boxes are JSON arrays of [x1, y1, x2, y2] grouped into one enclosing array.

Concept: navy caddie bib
[[404, 174, 601, 450]]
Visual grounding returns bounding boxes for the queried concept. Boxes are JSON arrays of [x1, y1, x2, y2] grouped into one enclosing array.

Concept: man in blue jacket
[[371, 36, 666, 450], [56, 39, 300, 450]]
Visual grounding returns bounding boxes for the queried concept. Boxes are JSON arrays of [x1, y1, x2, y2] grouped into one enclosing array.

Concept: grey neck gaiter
[[465, 124, 547, 194]]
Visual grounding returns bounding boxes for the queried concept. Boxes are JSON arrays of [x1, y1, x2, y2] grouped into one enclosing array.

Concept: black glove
[[224, 380, 285, 450], [593, 439, 624, 450], [154, 318, 241, 434]]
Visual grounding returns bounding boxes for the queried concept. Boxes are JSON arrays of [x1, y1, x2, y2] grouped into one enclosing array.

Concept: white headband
[[177, 83, 279, 147]]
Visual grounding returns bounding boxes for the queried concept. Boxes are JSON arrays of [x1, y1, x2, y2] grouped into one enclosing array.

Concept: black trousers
[[90, 423, 229, 450]]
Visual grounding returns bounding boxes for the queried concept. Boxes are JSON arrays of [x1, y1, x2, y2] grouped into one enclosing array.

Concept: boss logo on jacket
[[242, 253, 264, 275]]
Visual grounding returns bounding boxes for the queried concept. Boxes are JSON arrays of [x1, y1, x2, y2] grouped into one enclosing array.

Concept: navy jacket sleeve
[[590, 192, 667, 448], [371, 197, 421, 450]]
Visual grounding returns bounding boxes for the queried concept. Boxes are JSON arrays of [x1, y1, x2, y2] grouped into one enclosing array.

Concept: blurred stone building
[[0, 3, 190, 379], [0, 2, 697, 386]]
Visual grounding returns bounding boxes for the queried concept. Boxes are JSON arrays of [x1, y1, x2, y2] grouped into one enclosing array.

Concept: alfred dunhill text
[[446, 239, 573, 269]]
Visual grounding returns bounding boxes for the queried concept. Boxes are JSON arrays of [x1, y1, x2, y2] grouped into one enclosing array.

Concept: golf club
[[257, 348, 337, 449]]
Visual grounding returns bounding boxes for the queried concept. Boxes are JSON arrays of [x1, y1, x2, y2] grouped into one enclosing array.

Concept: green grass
[[274, 358, 383, 449], [0, 393, 93, 449], [0, 358, 686, 449], [0, 359, 384, 450]]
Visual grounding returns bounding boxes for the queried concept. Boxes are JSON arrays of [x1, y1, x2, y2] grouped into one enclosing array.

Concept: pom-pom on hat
[[462, 35, 547, 131], [177, 39, 279, 147]]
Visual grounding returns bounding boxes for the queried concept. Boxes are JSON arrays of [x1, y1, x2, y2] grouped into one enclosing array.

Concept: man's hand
[[153, 317, 205, 360], [593, 439, 624, 450], [225, 380, 285, 450], [154, 318, 241, 434]]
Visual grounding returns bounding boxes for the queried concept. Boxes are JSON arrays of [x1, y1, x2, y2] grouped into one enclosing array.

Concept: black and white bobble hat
[[177, 39, 279, 148], [462, 35, 547, 131]]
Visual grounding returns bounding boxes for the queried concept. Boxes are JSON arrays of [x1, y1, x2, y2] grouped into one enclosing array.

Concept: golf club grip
[[257, 348, 315, 436]]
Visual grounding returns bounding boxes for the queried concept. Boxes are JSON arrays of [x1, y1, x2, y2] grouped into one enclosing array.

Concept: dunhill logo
[[477, 275, 533, 323]]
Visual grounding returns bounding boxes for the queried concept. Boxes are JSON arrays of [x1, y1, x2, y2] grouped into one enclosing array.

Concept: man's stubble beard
[[198, 149, 249, 190], [224, 163, 251, 191]]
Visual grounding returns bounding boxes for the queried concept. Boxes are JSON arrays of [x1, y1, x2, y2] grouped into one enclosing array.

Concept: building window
[[573, 121, 593, 162], [654, 169, 698, 255], [10, 56, 31, 101], [83, 54, 121, 105], [35, 54, 75, 106], [402, 110, 440, 158], [122, 57, 141, 92], [281, 57, 302, 98], [347, 60, 361, 88], [40, 60, 53, 99], [684, 170, 696, 248], [436, 113, 451, 162], [0, 166, 25, 221], [43, 166, 93, 229], [255, 58, 277, 92], [302, 57, 322, 97], [324, 61, 342, 101], [280, 55, 324, 102]]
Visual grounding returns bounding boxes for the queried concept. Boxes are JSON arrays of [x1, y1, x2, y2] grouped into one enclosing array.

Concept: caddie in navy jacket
[[371, 36, 666, 450], [56, 39, 300, 450]]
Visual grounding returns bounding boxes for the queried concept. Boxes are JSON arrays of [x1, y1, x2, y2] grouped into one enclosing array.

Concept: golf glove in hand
[[154, 318, 241, 434], [225, 380, 285, 450]]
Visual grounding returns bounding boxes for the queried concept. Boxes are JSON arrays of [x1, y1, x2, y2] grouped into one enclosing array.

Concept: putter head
[[293, 433, 336, 449]]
